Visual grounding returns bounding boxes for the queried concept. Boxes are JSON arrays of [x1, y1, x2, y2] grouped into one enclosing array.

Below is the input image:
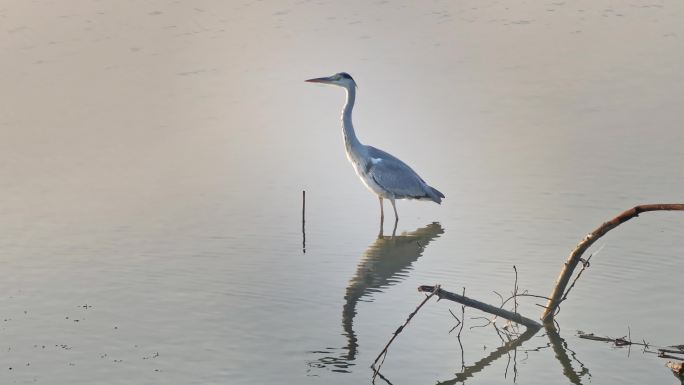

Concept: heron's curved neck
[[342, 86, 362, 152]]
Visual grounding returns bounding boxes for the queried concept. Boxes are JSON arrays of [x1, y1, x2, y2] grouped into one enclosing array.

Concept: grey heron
[[306, 72, 444, 228]]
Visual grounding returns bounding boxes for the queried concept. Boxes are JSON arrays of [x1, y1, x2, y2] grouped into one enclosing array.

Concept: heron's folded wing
[[367, 159, 429, 199]]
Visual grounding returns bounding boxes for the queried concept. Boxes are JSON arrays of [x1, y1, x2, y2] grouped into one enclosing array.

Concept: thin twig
[[373, 369, 395, 385], [458, 287, 466, 370], [513, 342, 519, 382], [512, 266, 519, 316], [302, 190, 306, 253], [469, 316, 493, 330], [458, 287, 466, 337], [449, 308, 461, 323], [560, 252, 595, 304], [501, 293, 553, 309], [371, 285, 440, 380], [448, 308, 462, 334], [496, 265, 552, 319], [493, 291, 504, 306]]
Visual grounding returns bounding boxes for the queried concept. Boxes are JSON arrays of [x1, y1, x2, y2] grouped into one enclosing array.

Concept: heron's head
[[305, 72, 357, 89]]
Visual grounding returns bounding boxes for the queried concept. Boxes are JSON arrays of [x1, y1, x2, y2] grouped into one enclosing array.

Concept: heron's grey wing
[[367, 147, 418, 173], [366, 153, 430, 199], [366, 146, 444, 203]]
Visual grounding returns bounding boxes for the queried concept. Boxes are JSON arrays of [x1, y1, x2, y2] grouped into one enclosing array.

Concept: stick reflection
[[432, 324, 590, 385], [309, 222, 444, 373], [437, 327, 539, 385], [545, 324, 591, 385]]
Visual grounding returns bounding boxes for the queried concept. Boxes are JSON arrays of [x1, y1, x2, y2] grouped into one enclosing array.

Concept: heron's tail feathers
[[427, 186, 445, 204]]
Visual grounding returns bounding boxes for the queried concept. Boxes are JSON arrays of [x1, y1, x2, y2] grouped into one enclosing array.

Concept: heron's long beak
[[305, 76, 334, 84]]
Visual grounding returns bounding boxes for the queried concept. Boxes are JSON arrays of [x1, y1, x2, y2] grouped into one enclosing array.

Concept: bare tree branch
[[541, 204, 684, 323]]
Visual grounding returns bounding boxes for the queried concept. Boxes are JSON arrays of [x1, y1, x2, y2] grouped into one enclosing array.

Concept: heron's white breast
[[346, 152, 391, 198]]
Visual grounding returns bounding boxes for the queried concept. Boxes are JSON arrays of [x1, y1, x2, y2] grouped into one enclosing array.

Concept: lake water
[[1, 1, 683, 384]]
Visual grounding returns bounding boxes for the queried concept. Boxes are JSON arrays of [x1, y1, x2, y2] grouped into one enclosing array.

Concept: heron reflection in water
[[309, 222, 444, 372]]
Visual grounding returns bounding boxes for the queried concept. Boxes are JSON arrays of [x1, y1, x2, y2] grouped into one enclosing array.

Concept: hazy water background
[[1, 1, 683, 384]]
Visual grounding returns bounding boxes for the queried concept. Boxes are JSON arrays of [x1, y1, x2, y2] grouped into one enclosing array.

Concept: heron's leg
[[390, 198, 399, 223], [379, 197, 384, 223], [378, 197, 384, 238]]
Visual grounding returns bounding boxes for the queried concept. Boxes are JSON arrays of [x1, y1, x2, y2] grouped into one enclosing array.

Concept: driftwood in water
[[578, 332, 633, 346], [579, 329, 684, 381], [418, 285, 542, 329], [541, 204, 684, 322]]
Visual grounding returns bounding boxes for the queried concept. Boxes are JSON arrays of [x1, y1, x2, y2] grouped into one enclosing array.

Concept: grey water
[[1, 1, 683, 384]]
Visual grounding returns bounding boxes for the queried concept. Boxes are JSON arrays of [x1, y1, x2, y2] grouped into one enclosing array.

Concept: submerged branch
[[578, 330, 684, 359], [578, 328, 684, 380]]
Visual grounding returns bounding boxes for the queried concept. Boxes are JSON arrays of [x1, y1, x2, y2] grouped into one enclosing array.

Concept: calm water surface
[[1, 1, 683, 384]]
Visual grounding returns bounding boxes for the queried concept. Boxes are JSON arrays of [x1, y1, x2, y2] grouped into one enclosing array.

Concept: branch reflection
[[437, 327, 539, 385], [432, 324, 590, 384], [545, 324, 591, 385]]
